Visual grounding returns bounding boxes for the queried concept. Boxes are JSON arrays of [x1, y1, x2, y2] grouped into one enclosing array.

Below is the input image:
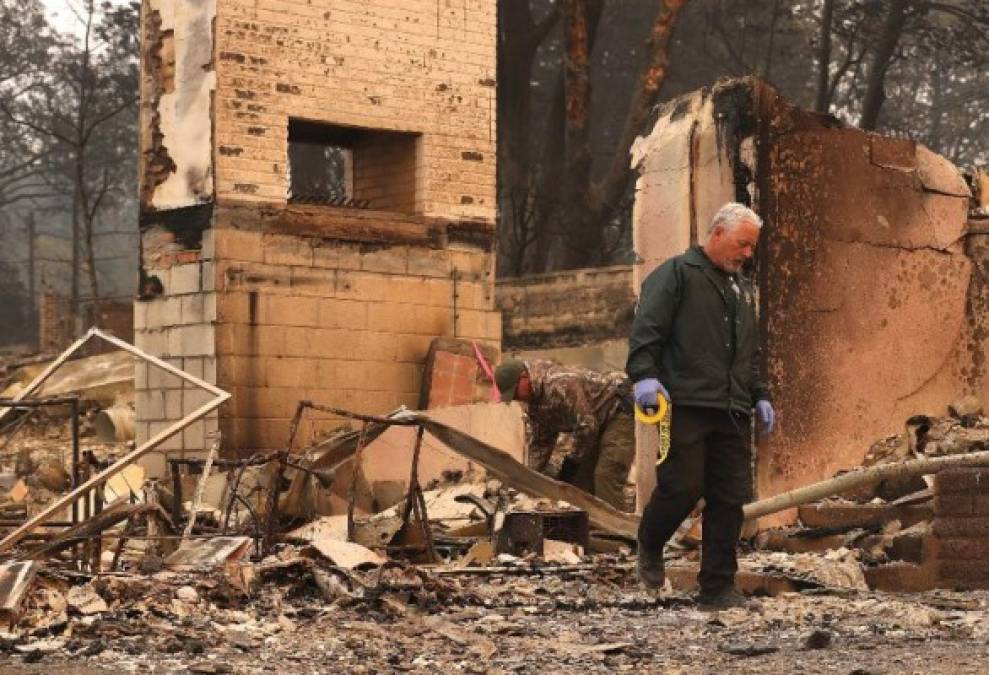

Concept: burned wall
[[136, 0, 500, 467], [209, 206, 499, 453], [631, 78, 982, 524], [139, 0, 216, 211], [211, 0, 496, 218], [495, 266, 636, 351]]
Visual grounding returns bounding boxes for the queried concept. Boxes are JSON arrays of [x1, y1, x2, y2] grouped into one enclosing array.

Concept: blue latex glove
[[756, 400, 775, 435], [633, 378, 670, 413]]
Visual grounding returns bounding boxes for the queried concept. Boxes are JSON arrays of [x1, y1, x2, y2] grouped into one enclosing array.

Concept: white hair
[[708, 202, 762, 234]]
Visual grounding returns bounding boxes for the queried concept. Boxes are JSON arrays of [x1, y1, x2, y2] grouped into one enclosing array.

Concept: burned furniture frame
[[0, 327, 231, 559], [283, 401, 439, 562]]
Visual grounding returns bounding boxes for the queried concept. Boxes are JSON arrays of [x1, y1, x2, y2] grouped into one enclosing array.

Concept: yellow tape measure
[[634, 395, 669, 425], [635, 395, 672, 466]]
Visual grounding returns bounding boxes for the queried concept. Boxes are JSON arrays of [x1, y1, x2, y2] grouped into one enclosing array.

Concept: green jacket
[[626, 246, 770, 413]]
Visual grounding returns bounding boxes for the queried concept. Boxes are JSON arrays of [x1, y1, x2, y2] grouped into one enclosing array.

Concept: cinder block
[[200, 228, 215, 260], [289, 267, 337, 297], [138, 451, 167, 480], [265, 357, 311, 388], [454, 309, 490, 339], [182, 357, 204, 380], [147, 361, 183, 390], [180, 324, 215, 357], [166, 327, 182, 357], [485, 311, 503, 342], [134, 301, 148, 331], [936, 560, 989, 589], [336, 271, 390, 303], [335, 360, 366, 385], [217, 355, 254, 387], [171, 263, 202, 295], [265, 294, 319, 327], [183, 420, 206, 452], [183, 387, 215, 416], [215, 228, 263, 263], [201, 262, 216, 292], [150, 420, 183, 451], [217, 292, 251, 324], [256, 324, 285, 355], [371, 363, 417, 394], [312, 243, 339, 269], [136, 390, 163, 422], [134, 421, 151, 447], [281, 326, 309, 357], [426, 279, 454, 307], [407, 247, 451, 278], [263, 233, 313, 266], [203, 293, 218, 322], [410, 305, 452, 336], [973, 495, 989, 515], [147, 297, 179, 328], [203, 356, 217, 383], [934, 468, 989, 495], [360, 245, 408, 274], [317, 299, 368, 330], [367, 302, 417, 333], [134, 361, 149, 391], [932, 516, 989, 538], [937, 537, 989, 560], [215, 323, 252, 356], [450, 249, 492, 279], [181, 294, 205, 325], [164, 389, 183, 420], [392, 333, 434, 363], [933, 494, 973, 517]]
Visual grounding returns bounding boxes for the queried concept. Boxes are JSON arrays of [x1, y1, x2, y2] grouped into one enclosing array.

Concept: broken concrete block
[[8, 480, 28, 503], [165, 536, 252, 571], [798, 501, 933, 530], [542, 539, 583, 564], [305, 538, 385, 570], [456, 541, 495, 568], [66, 585, 109, 615]]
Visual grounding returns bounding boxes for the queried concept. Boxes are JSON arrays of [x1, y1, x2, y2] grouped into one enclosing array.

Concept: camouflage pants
[[571, 411, 635, 510]]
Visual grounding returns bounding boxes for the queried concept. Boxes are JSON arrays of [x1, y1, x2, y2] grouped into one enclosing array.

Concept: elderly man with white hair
[[627, 201, 775, 610]]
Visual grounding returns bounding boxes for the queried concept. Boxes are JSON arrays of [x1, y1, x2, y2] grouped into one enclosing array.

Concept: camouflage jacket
[[523, 360, 630, 477]]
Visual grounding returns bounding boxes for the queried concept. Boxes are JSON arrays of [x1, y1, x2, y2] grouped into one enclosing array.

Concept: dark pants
[[638, 405, 753, 594], [570, 411, 635, 510]]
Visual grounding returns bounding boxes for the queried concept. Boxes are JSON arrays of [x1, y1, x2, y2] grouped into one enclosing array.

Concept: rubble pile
[[1, 333, 988, 670], [755, 399, 989, 589]]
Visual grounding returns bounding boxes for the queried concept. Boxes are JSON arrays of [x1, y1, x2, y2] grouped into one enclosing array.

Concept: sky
[[41, 0, 130, 37]]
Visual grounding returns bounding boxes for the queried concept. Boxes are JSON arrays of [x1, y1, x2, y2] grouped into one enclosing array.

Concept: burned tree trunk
[[560, 0, 688, 270], [860, 0, 908, 130], [814, 0, 835, 114], [497, 2, 560, 275]]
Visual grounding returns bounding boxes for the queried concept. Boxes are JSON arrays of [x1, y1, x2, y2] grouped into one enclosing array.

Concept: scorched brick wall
[[136, 0, 499, 467]]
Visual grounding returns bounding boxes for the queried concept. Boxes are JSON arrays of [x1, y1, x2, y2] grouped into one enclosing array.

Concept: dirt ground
[[0, 559, 986, 674]]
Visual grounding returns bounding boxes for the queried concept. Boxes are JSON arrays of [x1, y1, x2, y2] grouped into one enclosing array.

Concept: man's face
[[705, 220, 760, 273]]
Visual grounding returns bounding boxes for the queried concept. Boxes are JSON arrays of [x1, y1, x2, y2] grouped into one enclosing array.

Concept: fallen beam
[[28, 499, 148, 559], [744, 450, 989, 520], [413, 415, 640, 538]]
